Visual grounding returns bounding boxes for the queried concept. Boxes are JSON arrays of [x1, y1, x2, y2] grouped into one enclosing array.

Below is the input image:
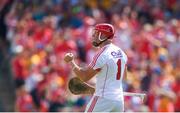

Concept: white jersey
[[89, 43, 128, 101]]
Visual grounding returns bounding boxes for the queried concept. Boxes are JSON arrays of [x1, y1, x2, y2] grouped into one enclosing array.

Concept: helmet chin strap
[[92, 32, 108, 47]]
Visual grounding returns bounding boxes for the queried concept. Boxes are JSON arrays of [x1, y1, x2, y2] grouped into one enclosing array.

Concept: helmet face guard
[[91, 23, 115, 47]]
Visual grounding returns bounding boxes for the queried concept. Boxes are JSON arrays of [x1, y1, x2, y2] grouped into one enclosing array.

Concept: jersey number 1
[[116, 59, 121, 80]]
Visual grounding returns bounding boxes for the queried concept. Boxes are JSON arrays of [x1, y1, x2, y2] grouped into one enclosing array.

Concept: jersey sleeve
[[122, 51, 128, 64], [89, 47, 107, 70], [124, 54, 128, 64]]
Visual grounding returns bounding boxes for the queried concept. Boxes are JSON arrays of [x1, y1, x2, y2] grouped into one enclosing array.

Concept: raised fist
[[64, 53, 74, 63]]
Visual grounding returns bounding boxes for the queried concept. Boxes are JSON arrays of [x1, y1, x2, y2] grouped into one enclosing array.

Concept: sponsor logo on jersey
[[111, 50, 122, 58]]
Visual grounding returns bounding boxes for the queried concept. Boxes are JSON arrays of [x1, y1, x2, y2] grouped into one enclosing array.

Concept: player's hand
[[64, 53, 74, 63]]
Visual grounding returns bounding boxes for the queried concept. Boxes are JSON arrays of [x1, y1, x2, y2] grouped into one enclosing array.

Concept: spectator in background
[[15, 85, 35, 111]]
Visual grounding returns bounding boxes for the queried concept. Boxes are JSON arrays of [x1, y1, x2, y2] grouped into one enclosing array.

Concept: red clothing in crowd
[[12, 56, 28, 80], [16, 94, 34, 111]]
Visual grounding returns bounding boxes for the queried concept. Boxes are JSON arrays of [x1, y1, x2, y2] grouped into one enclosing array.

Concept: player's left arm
[[123, 54, 128, 81], [123, 65, 127, 81]]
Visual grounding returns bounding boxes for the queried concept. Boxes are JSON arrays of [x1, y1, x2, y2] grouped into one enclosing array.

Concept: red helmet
[[94, 23, 115, 39]]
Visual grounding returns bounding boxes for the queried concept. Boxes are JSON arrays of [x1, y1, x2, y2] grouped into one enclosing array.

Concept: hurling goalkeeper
[[64, 23, 128, 112]]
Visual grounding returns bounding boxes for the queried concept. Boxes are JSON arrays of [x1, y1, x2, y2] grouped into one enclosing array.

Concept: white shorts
[[85, 96, 124, 112]]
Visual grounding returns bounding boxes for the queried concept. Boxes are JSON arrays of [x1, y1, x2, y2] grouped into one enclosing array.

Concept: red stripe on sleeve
[[89, 47, 106, 68]]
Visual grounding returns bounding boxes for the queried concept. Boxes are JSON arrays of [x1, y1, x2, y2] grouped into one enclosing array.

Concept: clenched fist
[[64, 53, 74, 63]]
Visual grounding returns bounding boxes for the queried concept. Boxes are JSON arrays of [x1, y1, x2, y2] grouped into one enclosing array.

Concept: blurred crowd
[[1, 0, 180, 112]]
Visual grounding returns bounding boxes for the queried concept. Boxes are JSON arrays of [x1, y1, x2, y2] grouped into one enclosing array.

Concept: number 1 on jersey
[[116, 59, 121, 80]]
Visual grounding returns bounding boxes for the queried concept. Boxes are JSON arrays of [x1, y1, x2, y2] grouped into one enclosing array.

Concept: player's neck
[[99, 40, 111, 48]]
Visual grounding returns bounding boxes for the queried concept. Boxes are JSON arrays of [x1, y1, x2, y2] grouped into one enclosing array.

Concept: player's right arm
[[64, 48, 106, 82], [64, 53, 99, 82], [71, 61, 99, 82]]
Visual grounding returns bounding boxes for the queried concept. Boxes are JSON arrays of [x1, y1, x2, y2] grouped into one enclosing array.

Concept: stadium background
[[0, 0, 179, 112]]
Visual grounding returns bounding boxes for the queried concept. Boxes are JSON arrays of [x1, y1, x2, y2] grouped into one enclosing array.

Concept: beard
[[92, 38, 108, 47], [92, 41, 100, 47]]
